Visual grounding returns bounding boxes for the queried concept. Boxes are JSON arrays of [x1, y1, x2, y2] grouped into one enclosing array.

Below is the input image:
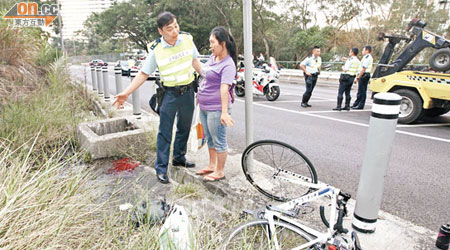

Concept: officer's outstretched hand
[[221, 113, 235, 127], [112, 92, 129, 109]]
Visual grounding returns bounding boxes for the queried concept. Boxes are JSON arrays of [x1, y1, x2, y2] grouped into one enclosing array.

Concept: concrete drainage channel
[[77, 117, 151, 160]]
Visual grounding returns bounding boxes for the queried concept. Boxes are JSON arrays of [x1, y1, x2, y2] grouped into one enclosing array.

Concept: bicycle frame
[[265, 185, 341, 250]]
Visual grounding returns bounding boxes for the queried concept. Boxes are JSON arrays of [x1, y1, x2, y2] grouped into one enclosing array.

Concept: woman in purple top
[[196, 26, 237, 181]]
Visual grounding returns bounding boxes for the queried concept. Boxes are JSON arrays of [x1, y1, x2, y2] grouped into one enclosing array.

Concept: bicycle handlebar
[[334, 210, 348, 234]]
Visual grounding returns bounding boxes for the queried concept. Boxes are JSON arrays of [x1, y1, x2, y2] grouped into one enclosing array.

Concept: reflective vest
[[359, 54, 373, 74], [128, 59, 135, 68], [347, 57, 361, 76], [305, 55, 322, 74], [153, 33, 195, 87]]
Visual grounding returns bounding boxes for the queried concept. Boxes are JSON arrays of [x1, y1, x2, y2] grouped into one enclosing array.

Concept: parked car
[[128, 59, 160, 81], [129, 61, 140, 78], [115, 60, 130, 76], [89, 59, 107, 67]]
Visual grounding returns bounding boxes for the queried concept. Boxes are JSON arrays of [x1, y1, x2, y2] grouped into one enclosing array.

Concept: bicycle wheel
[[242, 140, 317, 201], [222, 219, 312, 250]]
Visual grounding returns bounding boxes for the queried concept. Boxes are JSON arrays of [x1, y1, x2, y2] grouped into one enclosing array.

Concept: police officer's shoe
[[301, 103, 308, 108], [351, 106, 363, 110], [343, 105, 350, 111], [172, 159, 196, 168], [157, 173, 169, 184], [305, 103, 312, 107], [333, 106, 342, 111]]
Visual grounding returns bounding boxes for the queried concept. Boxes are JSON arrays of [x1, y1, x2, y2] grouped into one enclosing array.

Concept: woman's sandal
[[195, 169, 214, 175], [203, 174, 226, 182]]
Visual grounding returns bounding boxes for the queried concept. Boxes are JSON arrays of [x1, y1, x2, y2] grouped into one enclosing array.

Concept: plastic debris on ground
[[159, 204, 196, 250], [131, 199, 171, 228], [119, 203, 133, 211]]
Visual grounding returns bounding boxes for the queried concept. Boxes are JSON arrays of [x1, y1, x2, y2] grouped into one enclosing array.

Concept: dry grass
[[0, 18, 52, 107], [0, 135, 246, 249], [0, 137, 101, 249], [0, 57, 95, 159]]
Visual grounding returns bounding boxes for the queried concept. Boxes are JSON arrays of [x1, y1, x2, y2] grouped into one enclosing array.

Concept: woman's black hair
[[210, 26, 237, 67]]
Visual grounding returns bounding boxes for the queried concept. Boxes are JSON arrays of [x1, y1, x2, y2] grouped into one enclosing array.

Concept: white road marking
[[235, 99, 450, 143], [304, 110, 372, 114], [255, 99, 335, 104], [397, 123, 450, 128], [282, 91, 373, 106], [395, 130, 450, 143]]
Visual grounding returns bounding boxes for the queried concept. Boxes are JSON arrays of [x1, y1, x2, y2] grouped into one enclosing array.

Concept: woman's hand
[[220, 112, 234, 127], [112, 92, 129, 109]]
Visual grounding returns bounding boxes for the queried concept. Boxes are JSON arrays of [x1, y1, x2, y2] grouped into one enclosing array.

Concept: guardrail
[[278, 61, 345, 71], [279, 69, 341, 83]]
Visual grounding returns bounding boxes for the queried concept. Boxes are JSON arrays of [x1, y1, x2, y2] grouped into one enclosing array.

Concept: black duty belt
[[165, 83, 191, 95]]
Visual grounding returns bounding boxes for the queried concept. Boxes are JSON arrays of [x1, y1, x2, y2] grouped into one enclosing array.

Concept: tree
[[82, 0, 156, 52], [364, 0, 450, 63]]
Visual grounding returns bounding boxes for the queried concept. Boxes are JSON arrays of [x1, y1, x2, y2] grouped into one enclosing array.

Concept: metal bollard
[[102, 66, 110, 101], [96, 66, 103, 96], [352, 92, 401, 233], [436, 224, 450, 250], [131, 76, 141, 119], [91, 66, 97, 91], [114, 66, 123, 94]]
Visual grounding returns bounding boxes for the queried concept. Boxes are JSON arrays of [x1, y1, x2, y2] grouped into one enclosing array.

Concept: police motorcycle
[[234, 62, 281, 101]]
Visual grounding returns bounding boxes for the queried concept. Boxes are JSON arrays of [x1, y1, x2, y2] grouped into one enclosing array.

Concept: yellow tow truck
[[370, 19, 450, 123]]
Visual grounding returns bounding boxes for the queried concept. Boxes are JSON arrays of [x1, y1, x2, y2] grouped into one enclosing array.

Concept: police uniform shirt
[[141, 35, 199, 75], [300, 55, 321, 74], [359, 54, 373, 74], [343, 56, 360, 76]]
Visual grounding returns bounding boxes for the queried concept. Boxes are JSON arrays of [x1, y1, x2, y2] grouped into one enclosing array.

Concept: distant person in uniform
[[333, 48, 360, 111], [127, 57, 135, 76], [300, 46, 322, 108], [113, 12, 202, 184], [352, 45, 373, 110], [127, 57, 135, 68]]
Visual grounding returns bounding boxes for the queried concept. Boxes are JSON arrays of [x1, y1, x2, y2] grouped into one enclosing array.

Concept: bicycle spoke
[[278, 146, 285, 168], [242, 140, 317, 201]]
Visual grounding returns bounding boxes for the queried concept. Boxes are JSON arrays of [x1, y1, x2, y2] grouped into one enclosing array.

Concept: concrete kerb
[[72, 67, 438, 249]]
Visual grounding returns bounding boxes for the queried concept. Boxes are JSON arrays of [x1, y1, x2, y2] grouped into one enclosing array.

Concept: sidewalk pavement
[[76, 72, 439, 250]]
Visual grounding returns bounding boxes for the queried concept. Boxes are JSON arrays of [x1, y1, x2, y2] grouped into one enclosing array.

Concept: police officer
[[113, 12, 202, 184], [127, 57, 135, 77], [352, 45, 373, 109], [333, 48, 360, 111], [300, 46, 322, 108]]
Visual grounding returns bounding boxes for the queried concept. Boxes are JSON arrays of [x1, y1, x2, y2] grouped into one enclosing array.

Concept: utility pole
[[56, 0, 64, 53], [73, 39, 77, 56]]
